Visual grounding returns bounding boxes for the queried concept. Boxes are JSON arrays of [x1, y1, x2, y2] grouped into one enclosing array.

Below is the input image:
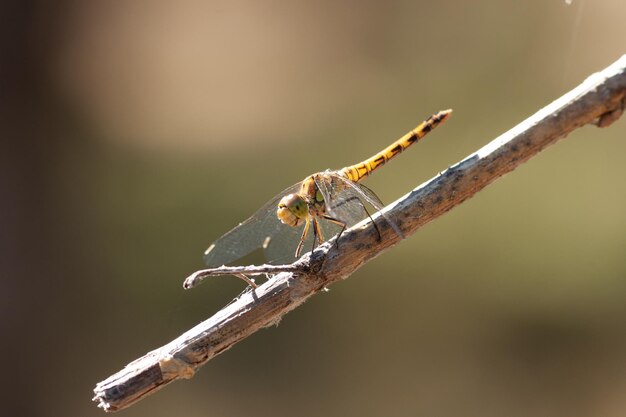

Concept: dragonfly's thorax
[[276, 175, 327, 228], [300, 175, 327, 215]]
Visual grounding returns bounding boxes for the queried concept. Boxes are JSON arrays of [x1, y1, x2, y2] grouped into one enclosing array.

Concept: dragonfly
[[204, 109, 452, 268]]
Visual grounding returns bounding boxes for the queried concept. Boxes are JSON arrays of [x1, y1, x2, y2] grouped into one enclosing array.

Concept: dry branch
[[93, 55, 626, 412]]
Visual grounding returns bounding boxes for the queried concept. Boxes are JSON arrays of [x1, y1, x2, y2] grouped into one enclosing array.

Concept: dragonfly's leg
[[295, 217, 311, 258], [328, 197, 382, 243], [342, 197, 383, 241], [361, 204, 382, 241], [322, 215, 347, 249], [309, 216, 327, 255], [314, 217, 325, 243], [310, 217, 318, 254]]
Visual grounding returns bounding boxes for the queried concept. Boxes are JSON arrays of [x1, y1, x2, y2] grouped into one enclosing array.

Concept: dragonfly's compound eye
[[277, 193, 307, 227]]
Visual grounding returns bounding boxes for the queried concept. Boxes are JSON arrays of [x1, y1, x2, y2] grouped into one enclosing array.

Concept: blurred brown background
[[2, 1, 625, 416]]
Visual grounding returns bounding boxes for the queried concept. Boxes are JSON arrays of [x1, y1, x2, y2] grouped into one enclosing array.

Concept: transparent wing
[[314, 174, 364, 227], [317, 172, 404, 238], [203, 183, 306, 267], [262, 217, 321, 264], [204, 171, 403, 268]]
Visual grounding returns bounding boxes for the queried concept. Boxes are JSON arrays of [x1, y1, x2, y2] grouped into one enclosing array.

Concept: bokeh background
[[2, 1, 625, 416]]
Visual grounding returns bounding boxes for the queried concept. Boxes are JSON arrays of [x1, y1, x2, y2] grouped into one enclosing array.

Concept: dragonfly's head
[[277, 193, 307, 227]]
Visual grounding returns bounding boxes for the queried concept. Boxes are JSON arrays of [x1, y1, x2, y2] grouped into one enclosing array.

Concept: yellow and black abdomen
[[340, 109, 452, 183]]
